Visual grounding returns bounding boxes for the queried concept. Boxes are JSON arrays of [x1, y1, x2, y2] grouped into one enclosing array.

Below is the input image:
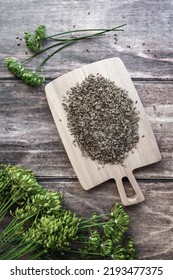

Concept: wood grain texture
[[0, 0, 172, 79], [0, 80, 172, 178], [0, 0, 173, 259]]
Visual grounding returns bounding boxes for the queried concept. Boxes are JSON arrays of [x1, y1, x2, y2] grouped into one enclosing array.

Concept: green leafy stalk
[[45, 24, 126, 40], [5, 24, 126, 86], [70, 204, 135, 260], [0, 163, 135, 260]]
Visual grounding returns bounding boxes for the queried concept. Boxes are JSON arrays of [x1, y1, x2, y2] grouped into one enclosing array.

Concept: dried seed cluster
[[63, 74, 139, 165]]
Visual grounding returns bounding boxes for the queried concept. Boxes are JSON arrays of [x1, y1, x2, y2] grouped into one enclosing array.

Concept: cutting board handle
[[115, 171, 145, 206]]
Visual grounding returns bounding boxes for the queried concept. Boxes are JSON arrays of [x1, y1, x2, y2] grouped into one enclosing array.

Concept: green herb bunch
[[5, 24, 125, 86], [67, 203, 135, 260], [0, 163, 136, 260]]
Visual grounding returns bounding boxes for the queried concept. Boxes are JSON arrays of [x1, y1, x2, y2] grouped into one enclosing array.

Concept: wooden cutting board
[[45, 57, 161, 206]]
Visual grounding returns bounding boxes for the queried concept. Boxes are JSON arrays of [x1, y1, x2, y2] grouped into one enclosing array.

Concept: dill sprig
[[5, 24, 126, 87], [0, 163, 135, 260], [24, 25, 46, 52]]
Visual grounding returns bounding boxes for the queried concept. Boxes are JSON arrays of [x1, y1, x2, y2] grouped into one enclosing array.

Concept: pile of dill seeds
[[63, 74, 139, 165]]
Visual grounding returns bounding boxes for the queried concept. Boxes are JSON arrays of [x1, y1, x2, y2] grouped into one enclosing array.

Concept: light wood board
[[45, 57, 161, 205]]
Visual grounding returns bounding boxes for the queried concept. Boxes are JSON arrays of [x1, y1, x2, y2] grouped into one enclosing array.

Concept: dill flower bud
[[110, 203, 130, 232], [124, 237, 136, 259], [5, 57, 24, 77], [103, 222, 115, 237], [23, 211, 80, 251], [101, 239, 113, 256], [14, 203, 39, 220], [21, 70, 45, 86], [14, 207, 28, 220], [24, 33, 42, 52], [111, 229, 123, 244], [24, 25, 46, 52], [111, 245, 126, 260], [103, 221, 123, 243], [30, 191, 62, 214], [7, 164, 42, 201], [88, 230, 101, 250], [35, 25, 46, 41]]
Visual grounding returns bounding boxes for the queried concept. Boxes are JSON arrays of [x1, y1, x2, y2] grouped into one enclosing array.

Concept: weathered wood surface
[[0, 81, 172, 179], [0, 0, 173, 259], [0, 0, 173, 80]]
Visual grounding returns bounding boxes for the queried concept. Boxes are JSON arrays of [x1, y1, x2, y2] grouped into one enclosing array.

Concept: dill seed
[[63, 74, 139, 165]]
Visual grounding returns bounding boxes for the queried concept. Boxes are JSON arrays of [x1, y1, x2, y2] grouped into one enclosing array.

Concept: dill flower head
[[111, 245, 126, 260], [35, 25, 46, 41], [0, 163, 42, 203], [5, 57, 24, 77], [103, 220, 123, 243], [124, 236, 136, 259], [88, 230, 101, 250], [21, 70, 45, 86], [101, 239, 113, 256], [110, 203, 130, 232], [23, 210, 81, 252], [103, 221, 115, 237], [30, 190, 63, 215], [24, 25, 46, 52]]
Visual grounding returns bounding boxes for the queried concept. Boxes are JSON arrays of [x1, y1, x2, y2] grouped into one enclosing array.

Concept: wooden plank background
[[0, 0, 173, 259]]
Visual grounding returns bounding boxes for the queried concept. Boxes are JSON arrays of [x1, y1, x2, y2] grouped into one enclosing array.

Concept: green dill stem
[[58, 26, 125, 41], [0, 213, 35, 245], [72, 240, 89, 245], [0, 230, 20, 250], [46, 28, 107, 39], [21, 41, 66, 64], [80, 213, 109, 225], [1, 240, 39, 260], [28, 250, 44, 260], [34, 24, 124, 72], [0, 226, 33, 258], [0, 212, 41, 260], [22, 31, 96, 64], [47, 26, 125, 44], [35, 41, 74, 72], [67, 249, 103, 257], [22, 24, 126, 67], [0, 199, 17, 221], [0, 191, 27, 220], [0, 239, 26, 260], [0, 218, 17, 239], [45, 24, 126, 39], [79, 221, 107, 230], [0, 198, 10, 221], [0, 178, 11, 192], [0, 197, 14, 214], [9, 243, 40, 260], [0, 231, 20, 252]]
